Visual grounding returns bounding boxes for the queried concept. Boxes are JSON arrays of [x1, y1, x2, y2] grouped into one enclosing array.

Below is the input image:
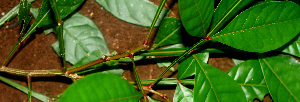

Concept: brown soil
[[0, 0, 271, 102]]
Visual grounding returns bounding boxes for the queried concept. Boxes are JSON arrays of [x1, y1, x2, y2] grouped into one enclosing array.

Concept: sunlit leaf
[[52, 13, 110, 65], [194, 60, 247, 102], [227, 59, 269, 101], [258, 54, 300, 102], [179, 0, 214, 37], [212, 2, 300, 53], [152, 17, 182, 49], [178, 52, 209, 79], [173, 83, 193, 102], [95, 0, 167, 27], [279, 35, 300, 58], [59, 73, 142, 102]]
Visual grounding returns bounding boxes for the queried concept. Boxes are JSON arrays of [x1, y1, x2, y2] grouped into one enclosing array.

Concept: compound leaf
[[52, 13, 110, 65], [212, 2, 300, 53], [95, 0, 167, 27], [179, 0, 214, 37], [59, 73, 142, 102], [258, 54, 300, 102], [227, 59, 269, 101]]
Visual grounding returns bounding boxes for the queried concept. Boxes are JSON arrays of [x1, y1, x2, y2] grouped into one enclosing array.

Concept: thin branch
[[0, 66, 63, 77]]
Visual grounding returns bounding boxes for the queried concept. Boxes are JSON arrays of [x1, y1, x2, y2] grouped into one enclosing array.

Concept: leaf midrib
[[261, 58, 299, 102], [211, 18, 300, 39], [194, 55, 220, 102]]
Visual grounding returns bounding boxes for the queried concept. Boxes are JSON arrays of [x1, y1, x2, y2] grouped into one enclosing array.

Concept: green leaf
[[178, 52, 209, 79], [279, 35, 300, 58], [30, 8, 56, 35], [52, 13, 110, 65], [0, 0, 35, 27], [152, 17, 182, 49], [212, 2, 300, 53], [179, 0, 214, 37], [95, 0, 168, 27], [173, 83, 193, 102], [59, 73, 142, 102], [258, 54, 300, 102], [209, 0, 256, 36], [227, 59, 269, 101], [21, 0, 84, 41], [194, 59, 247, 102], [18, 0, 31, 31]]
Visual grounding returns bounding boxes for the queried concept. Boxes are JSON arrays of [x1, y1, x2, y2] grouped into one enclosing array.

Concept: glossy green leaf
[[178, 52, 209, 79], [59, 73, 142, 102], [52, 13, 110, 65], [179, 0, 214, 37], [21, 0, 84, 41], [95, 0, 167, 27], [152, 17, 182, 49], [212, 2, 300, 53], [280, 35, 300, 58], [18, 0, 31, 31], [209, 0, 256, 36], [0, 0, 35, 27], [227, 59, 269, 101], [258, 54, 300, 102], [173, 83, 193, 102], [194, 60, 247, 102]]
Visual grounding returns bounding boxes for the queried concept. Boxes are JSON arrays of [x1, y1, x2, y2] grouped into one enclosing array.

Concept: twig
[[0, 66, 63, 77]]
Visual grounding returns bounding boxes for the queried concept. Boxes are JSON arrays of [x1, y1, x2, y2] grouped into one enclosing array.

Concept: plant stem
[[144, 0, 167, 44], [129, 78, 195, 85], [0, 66, 63, 77], [150, 39, 209, 87], [49, 0, 66, 71], [66, 45, 146, 74], [2, 43, 21, 66], [27, 76, 32, 102], [130, 57, 146, 102]]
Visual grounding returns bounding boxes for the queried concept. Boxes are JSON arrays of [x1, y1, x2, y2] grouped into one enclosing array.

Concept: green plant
[[0, 0, 299, 102]]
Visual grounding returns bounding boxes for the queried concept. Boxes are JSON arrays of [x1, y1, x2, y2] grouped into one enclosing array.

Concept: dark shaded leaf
[[209, 0, 255, 36], [179, 0, 214, 37], [152, 17, 182, 49]]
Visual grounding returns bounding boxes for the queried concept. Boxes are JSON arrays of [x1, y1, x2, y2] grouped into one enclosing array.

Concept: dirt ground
[[0, 0, 272, 102]]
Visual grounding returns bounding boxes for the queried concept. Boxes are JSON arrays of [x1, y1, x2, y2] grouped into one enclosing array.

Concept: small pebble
[[1, 12, 5, 16]]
